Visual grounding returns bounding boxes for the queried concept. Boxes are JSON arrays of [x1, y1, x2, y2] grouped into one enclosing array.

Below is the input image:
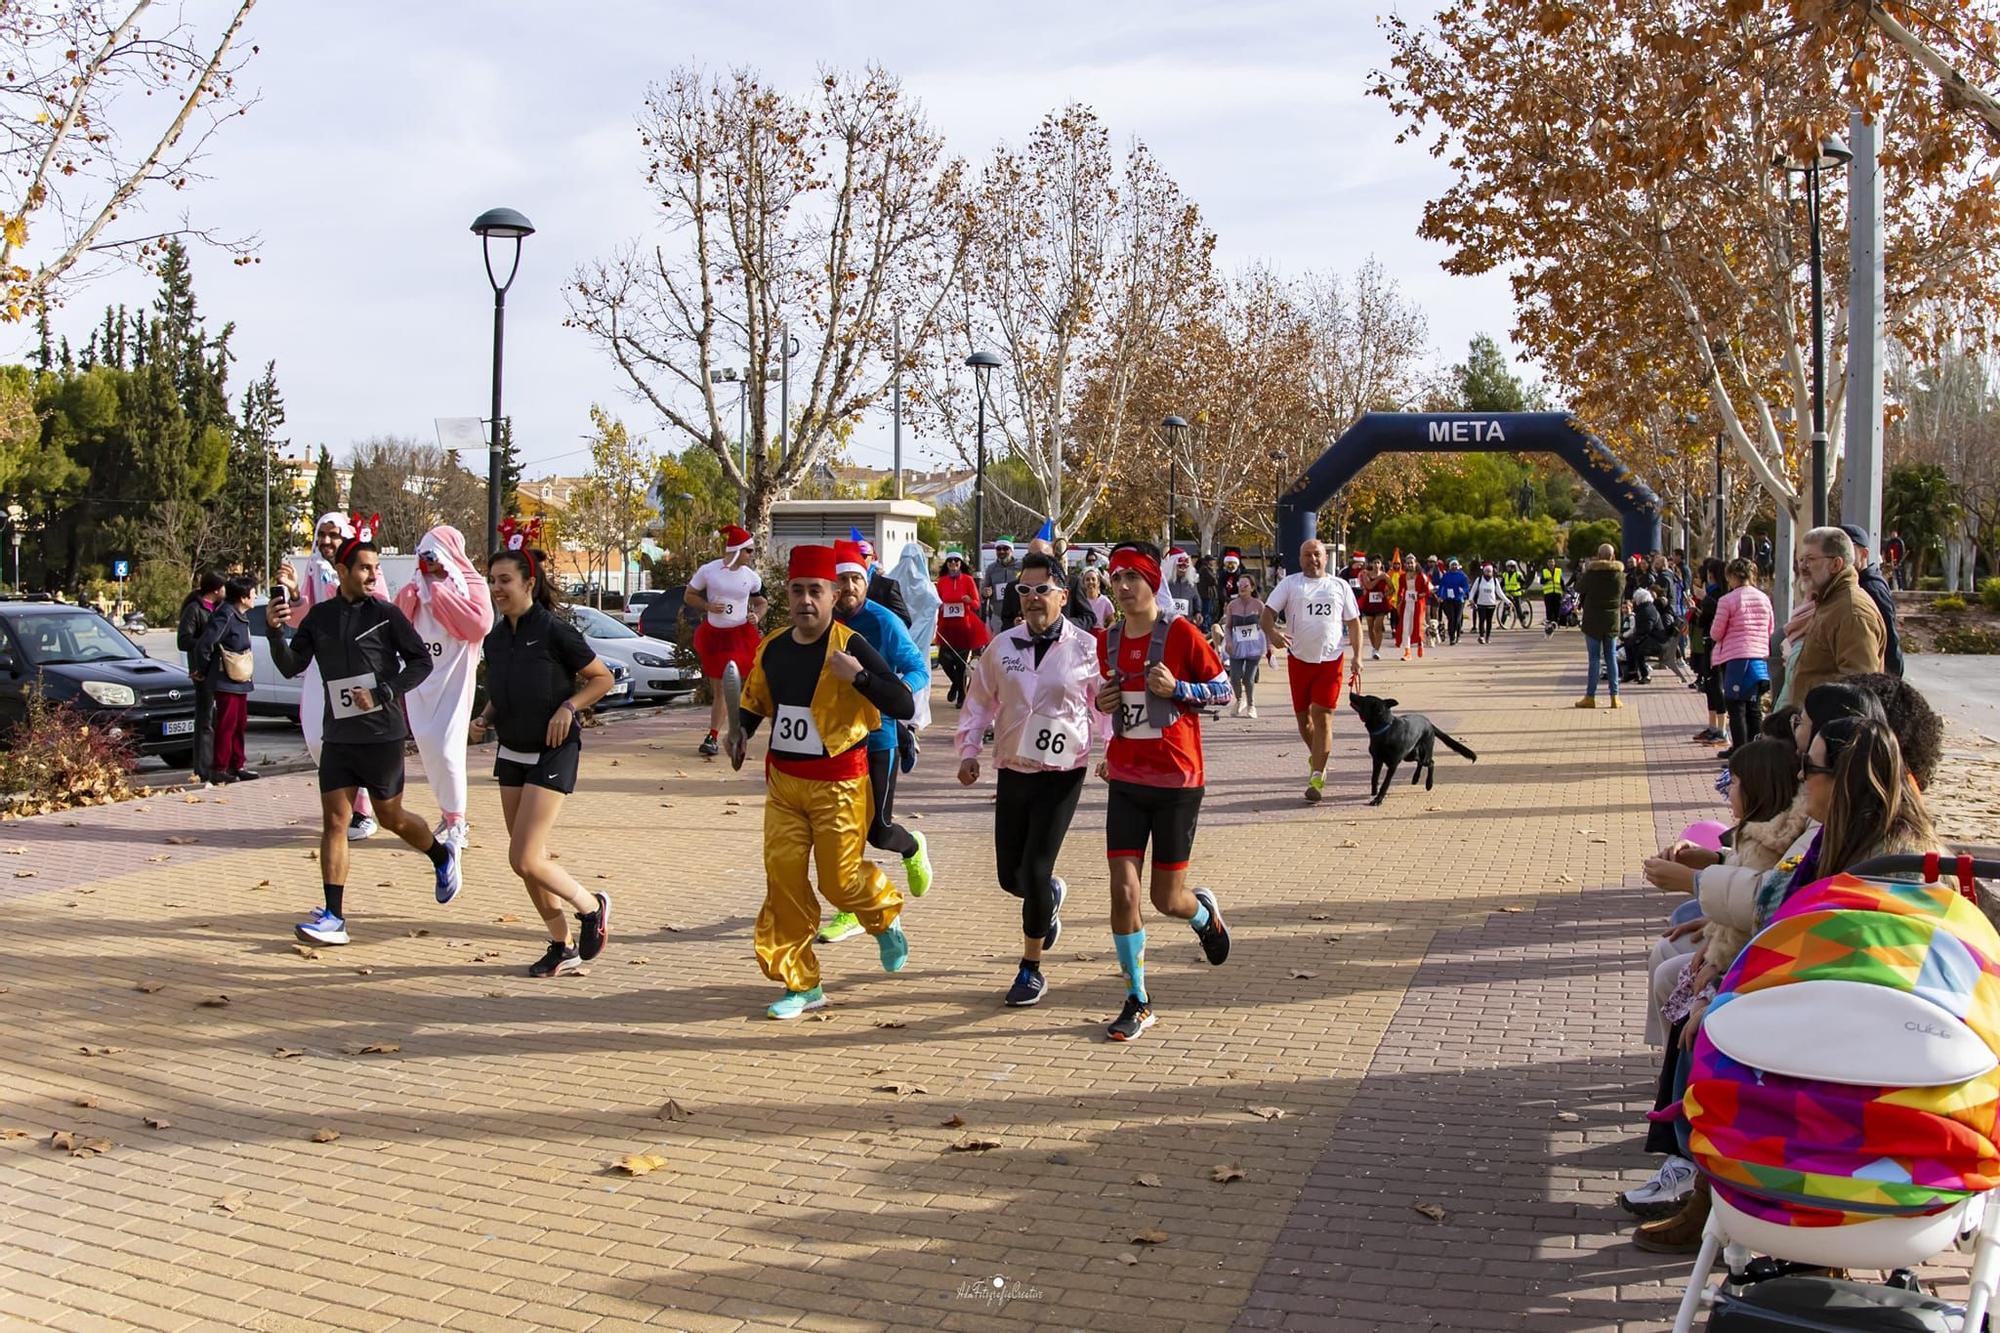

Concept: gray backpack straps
[[1107, 613, 1182, 735]]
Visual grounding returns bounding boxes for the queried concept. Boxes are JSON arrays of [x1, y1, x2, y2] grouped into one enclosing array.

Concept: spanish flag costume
[[738, 545, 919, 1018]]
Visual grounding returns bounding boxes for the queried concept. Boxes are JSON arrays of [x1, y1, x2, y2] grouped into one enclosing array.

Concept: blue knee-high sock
[[1114, 929, 1148, 1004]]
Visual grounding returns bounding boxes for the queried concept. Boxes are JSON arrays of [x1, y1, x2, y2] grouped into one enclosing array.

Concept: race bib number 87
[[1117, 689, 1161, 741]]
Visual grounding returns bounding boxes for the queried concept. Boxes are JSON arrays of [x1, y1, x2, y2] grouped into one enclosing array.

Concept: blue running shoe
[[876, 923, 909, 973], [295, 908, 349, 946], [1005, 966, 1046, 1007], [767, 986, 828, 1020], [434, 842, 462, 905]]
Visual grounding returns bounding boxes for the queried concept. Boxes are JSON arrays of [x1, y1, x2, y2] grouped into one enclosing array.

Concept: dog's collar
[[1365, 720, 1394, 737]]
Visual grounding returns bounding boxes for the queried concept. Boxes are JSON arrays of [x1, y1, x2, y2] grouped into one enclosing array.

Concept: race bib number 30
[[327, 671, 382, 719], [771, 703, 824, 756], [1015, 711, 1084, 765], [1117, 689, 1161, 740]]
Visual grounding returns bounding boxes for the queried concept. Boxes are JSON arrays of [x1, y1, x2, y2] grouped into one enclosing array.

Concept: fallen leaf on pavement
[[656, 1099, 692, 1122], [212, 1191, 247, 1213], [146, 854, 170, 863], [1310, 913, 1331, 921], [143, 1116, 170, 1130], [72, 1095, 97, 1108], [406, 928, 429, 938], [0, 1127, 29, 1139], [196, 995, 230, 1008], [48, 1129, 74, 1150], [165, 835, 198, 845], [309, 1127, 340, 1143], [946, 1138, 1001, 1152], [2, 847, 22, 855], [1248, 1106, 1287, 1120], [941, 1114, 966, 1128], [133, 980, 163, 993], [612, 1151, 668, 1176], [874, 1082, 928, 1097], [341, 1042, 399, 1055], [1556, 874, 1575, 884], [304, 850, 318, 861], [1134, 1173, 1162, 1188], [1118, 1252, 1139, 1265], [1210, 1163, 1245, 1183], [627, 956, 650, 965], [353, 967, 373, 976], [1132, 1227, 1169, 1245], [1288, 970, 1317, 979], [78, 1046, 121, 1057], [290, 944, 319, 960], [1554, 1110, 1582, 1122], [873, 1019, 907, 1029], [1338, 838, 1360, 848], [12, 870, 34, 879], [1500, 906, 1523, 914], [1414, 1202, 1448, 1222], [493, 915, 520, 924], [250, 879, 271, 891], [272, 1047, 305, 1059]]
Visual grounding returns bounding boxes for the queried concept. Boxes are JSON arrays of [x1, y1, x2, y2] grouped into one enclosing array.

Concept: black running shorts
[[1105, 779, 1203, 871], [494, 735, 581, 795], [319, 740, 406, 799]]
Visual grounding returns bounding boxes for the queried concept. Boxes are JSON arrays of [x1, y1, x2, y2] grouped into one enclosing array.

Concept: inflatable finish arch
[[1277, 412, 1663, 570]]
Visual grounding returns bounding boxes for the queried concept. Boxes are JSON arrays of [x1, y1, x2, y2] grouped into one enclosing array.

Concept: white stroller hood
[[1705, 977, 1999, 1089]]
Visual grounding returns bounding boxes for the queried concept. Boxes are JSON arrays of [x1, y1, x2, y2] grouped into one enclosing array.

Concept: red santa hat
[[1222, 547, 1241, 565], [787, 544, 838, 582], [720, 524, 754, 554], [833, 540, 870, 577]]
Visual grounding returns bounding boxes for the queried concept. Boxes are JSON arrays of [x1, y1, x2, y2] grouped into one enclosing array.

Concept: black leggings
[[994, 766, 1086, 940], [1727, 685, 1768, 750], [866, 745, 919, 858], [1441, 601, 1464, 643], [939, 643, 973, 705], [1473, 605, 1496, 639]]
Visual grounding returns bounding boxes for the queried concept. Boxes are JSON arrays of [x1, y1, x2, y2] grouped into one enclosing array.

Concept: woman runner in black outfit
[[470, 549, 617, 977]]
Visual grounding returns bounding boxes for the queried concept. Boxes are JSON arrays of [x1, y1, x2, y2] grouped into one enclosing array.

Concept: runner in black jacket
[[267, 538, 461, 947]]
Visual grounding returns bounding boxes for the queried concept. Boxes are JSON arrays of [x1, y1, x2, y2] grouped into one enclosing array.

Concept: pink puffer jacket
[[1708, 585, 1773, 665]]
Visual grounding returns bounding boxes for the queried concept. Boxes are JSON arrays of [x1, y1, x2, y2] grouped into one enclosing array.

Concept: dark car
[[636, 583, 702, 644], [0, 601, 200, 766]]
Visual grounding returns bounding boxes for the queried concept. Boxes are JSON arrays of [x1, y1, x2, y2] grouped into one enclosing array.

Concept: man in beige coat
[[1788, 526, 1885, 701]]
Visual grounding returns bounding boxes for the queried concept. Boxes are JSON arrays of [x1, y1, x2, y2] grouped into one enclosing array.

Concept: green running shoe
[[817, 911, 863, 943], [766, 986, 827, 1020], [904, 830, 934, 898]]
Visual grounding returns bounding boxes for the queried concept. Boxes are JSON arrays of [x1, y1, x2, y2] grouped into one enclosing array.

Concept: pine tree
[[217, 360, 294, 575], [308, 445, 340, 518], [496, 417, 523, 512]]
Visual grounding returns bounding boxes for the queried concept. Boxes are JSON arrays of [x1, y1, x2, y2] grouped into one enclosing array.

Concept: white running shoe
[[1620, 1156, 1698, 1216], [435, 820, 469, 851], [295, 908, 349, 947], [1246, 705, 1258, 719], [1369, 649, 1381, 661], [347, 815, 379, 842]]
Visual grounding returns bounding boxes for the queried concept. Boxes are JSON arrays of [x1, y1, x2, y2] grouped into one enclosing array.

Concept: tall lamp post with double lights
[[966, 350, 1002, 559], [1774, 136, 1852, 528], [1162, 415, 1188, 548], [471, 207, 535, 555]]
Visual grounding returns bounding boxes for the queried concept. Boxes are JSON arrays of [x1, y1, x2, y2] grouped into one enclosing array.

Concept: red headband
[[1108, 547, 1162, 592]]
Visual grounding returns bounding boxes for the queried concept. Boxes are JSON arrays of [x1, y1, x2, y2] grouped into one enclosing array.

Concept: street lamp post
[[471, 207, 536, 555], [5, 503, 21, 593], [1714, 432, 1727, 562], [1775, 137, 1852, 528], [966, 350, 1002, 561], [1162, 415, 1188, 549]]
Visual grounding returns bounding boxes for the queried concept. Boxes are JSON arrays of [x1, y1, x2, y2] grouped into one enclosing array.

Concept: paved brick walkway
[[0, 631, 1949, 1331]]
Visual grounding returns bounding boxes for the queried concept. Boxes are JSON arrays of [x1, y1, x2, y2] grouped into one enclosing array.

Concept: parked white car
[[563, 603, 697, 702], [619, 589, 670, 628]]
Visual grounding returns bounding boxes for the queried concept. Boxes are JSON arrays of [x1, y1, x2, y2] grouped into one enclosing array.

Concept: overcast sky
[[18, 0, 1522, 479]]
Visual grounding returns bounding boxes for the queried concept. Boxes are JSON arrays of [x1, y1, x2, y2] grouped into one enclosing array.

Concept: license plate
[[163, 718, 195, 736], [610, 682, 629, 697]]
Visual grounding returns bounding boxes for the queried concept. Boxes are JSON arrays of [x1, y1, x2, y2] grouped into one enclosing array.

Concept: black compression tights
[[994, 766, 1086, 941]]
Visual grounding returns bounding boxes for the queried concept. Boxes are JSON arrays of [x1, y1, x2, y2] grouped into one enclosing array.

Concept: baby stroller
[[1558, 590, 1581, 628], [1671, 853, 2000, 1332]]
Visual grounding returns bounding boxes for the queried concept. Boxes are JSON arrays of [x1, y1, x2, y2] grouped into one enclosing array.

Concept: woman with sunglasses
[[472, 547, 617, 978]]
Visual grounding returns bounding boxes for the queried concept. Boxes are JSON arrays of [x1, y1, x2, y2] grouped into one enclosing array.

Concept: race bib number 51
[[327, 671, 381, 719]]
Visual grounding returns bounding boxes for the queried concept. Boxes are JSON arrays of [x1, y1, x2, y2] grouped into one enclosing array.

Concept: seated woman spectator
[[1631, 718, 1940, 1251], [1624, 738, 1804, 1220], [1844, 670, 1944, 792], [1620, 587, 1670, 684]]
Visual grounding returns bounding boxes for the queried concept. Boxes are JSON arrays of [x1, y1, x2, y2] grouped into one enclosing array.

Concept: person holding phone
[[281, 512, 390, 840], [471, 547, 616, 978], [393, 525, 492, 850], [266, 533, 459, 947]]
